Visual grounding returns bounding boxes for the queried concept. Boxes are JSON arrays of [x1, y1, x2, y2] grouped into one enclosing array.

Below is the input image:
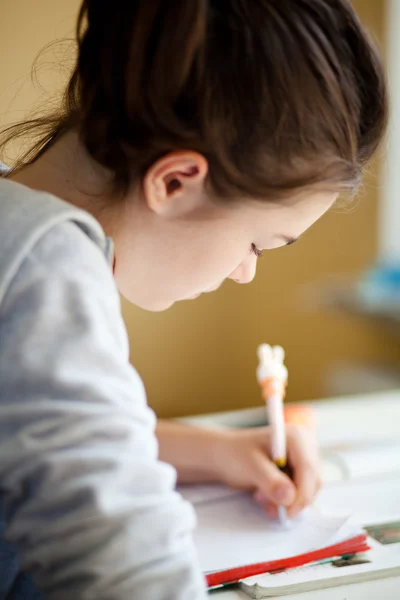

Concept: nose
[[229, 253, 258, 285]]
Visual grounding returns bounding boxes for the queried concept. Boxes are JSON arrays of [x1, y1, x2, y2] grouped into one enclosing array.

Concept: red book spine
[[206, 534, 370, 588]]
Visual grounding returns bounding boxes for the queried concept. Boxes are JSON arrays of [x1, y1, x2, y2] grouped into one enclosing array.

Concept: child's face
[[111, 154, 337, 311]]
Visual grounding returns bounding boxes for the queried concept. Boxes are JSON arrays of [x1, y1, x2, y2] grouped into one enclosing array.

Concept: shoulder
[[29, 219, 113, 279], [9, 220, 118, 316], [0, 177, 106, 247], [0, 177, 114, 305], [0, 217, 127, 357]]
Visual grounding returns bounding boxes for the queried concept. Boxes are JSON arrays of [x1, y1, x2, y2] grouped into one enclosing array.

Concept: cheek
[[163, 235, 246, 296], [196, 238, 247, 279]]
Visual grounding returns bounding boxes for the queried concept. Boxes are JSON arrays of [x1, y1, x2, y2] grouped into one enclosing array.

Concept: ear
[[143, 151, 209, 216]]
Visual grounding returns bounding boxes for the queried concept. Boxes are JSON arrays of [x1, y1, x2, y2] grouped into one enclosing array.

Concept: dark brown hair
[[1, 0, 388, 200]]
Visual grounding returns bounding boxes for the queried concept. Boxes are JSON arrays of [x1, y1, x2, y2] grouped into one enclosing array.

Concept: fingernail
[[288, 505, 302, 519], [288, 498, 307, 518], [274, 486, 295, 505]]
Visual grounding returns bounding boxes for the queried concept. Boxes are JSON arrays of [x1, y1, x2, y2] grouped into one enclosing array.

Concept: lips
[[187, 282, 223, 300]]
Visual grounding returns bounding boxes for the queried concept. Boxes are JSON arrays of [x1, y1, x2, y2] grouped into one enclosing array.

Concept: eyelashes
[[251, 243, 264, 259]]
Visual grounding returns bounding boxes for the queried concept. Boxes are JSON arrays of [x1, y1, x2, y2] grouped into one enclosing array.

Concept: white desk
[[182, 389, 400, 448], [184, 389, 400, 599]]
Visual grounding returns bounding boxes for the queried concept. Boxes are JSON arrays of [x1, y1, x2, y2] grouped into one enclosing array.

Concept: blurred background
[[1, 0, 399, 418]]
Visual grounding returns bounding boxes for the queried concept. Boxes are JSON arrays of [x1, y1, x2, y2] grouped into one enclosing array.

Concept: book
[[180, 484, 370, 589], [240, 541, 400, 598]]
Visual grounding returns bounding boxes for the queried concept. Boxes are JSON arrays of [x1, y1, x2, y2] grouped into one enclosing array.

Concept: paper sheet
[[317, 475, 400, 525], [180, 487, 361, 573]]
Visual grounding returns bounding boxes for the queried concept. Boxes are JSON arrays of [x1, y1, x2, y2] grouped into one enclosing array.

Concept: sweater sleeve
[[0, 221, 207, 600]]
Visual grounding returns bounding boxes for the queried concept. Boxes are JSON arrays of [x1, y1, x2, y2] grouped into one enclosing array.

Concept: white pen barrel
[[267, 394, 286, 466]]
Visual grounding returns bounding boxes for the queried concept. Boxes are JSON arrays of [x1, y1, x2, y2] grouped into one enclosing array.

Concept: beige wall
[[0, 1, 79, 130], [1, 0, 398, 418]]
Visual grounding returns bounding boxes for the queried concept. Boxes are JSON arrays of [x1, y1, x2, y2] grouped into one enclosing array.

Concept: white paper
[[180, 483, 238, 506], [183, 488, 362, 573], [317, 475, 400, 525]]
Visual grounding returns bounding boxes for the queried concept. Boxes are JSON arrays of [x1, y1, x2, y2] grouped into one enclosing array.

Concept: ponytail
[[2, 0, 388, 201]]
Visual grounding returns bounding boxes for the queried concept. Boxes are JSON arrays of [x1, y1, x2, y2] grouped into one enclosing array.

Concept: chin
[[146, 300, 175, 312], [121, 291, 175, 312]]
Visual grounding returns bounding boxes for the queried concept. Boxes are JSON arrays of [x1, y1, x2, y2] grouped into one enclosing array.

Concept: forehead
[[235, 190, 338, 227]]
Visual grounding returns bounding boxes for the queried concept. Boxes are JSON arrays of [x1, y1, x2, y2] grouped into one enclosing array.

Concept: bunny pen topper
[[257, 344, 288, 402]]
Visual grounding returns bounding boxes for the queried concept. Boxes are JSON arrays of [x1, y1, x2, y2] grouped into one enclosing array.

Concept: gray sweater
[[0, 173, 206, 599]]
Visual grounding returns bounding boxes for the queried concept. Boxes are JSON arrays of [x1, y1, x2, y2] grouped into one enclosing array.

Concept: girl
[[0, 1, 387, 599]]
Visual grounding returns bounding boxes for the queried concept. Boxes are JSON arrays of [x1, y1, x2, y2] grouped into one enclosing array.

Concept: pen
[[257, 344, 289, 526]]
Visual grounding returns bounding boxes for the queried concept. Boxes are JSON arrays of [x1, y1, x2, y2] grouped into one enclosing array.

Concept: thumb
[[252, 453, 297, 507]]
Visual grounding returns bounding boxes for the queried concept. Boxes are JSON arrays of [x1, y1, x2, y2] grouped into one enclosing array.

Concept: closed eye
[[279, 235, 299, 246]]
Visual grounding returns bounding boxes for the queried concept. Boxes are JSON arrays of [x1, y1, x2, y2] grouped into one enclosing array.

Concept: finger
[[284, 425, 321, 518], [267, 504, 278, 519], [286, 424, 320, 472], [287, 461, 322, 518], [290, 466, 321, 517], [252, 453, 297, 507], [253, 492, 278, 518], [286, 426, 320, 509], [288, 485, 321, 518]]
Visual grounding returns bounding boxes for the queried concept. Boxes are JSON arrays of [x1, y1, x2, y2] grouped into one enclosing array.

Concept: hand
[[213, 425, 321, 518]]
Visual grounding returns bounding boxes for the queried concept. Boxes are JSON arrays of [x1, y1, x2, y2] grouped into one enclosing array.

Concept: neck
[[9, 131, 118, 235]]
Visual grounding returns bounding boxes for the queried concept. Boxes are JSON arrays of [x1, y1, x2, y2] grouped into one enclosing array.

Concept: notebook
[[240, 543, 400, 598], [180, 485, 369, 589]]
